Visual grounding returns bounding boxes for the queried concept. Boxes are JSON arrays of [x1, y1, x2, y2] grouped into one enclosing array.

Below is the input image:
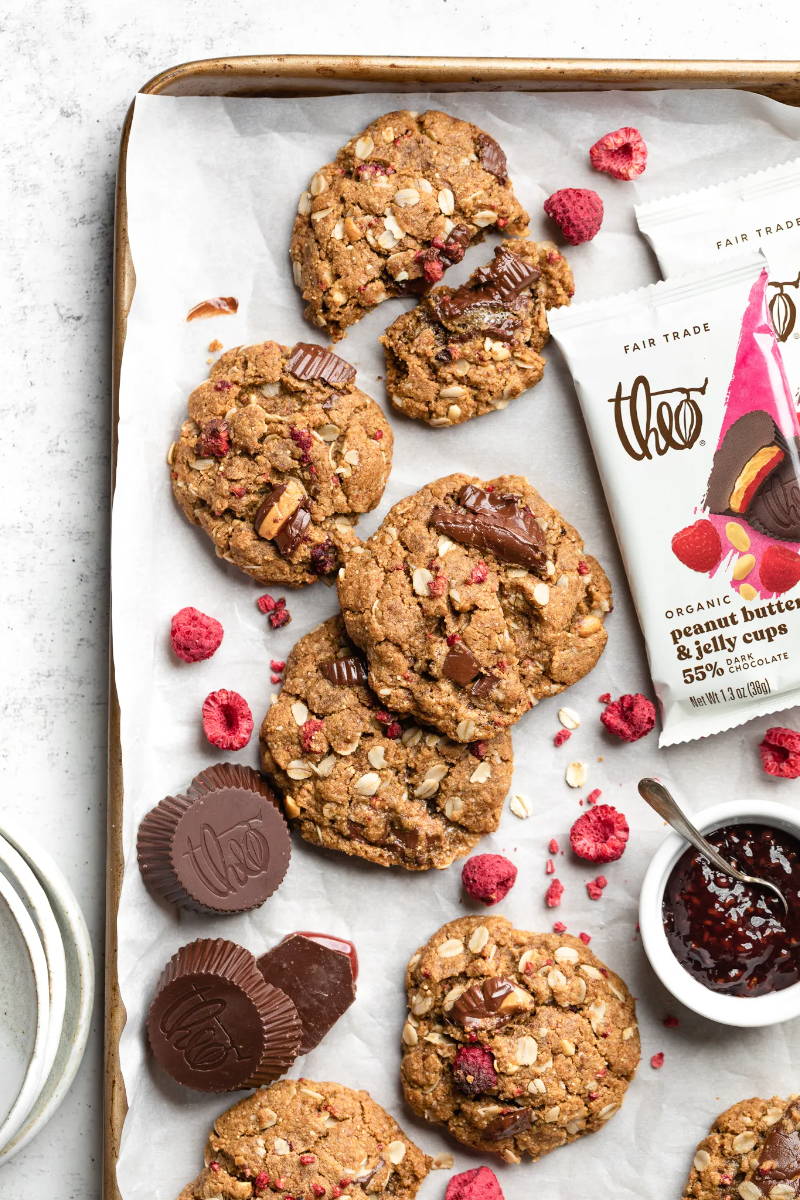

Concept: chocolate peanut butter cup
[[147, 938, 302, 1092], [705, 410, 786, 517], [257, 931, 358, 1053], [137, 765, 291, 914], [748, 435, 800, 541]]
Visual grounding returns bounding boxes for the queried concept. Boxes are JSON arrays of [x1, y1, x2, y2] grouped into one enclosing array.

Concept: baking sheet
[[113, 89, 800, 1200]]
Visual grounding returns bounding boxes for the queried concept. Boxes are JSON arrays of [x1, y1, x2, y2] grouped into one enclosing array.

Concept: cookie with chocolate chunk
[[400, 916, 639, 1164], [382, 241, 573, 427], [169, 340, 393, 587], [336, 474, 612, 741], [178, 1078, 431, 1200], [290, 110, 529, 340], [681, 1095, 800, 1200], [260, 616, 512, 870]]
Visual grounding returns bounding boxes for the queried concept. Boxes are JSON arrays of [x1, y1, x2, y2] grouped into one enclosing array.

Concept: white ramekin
[[639, 798, 800, 1027]]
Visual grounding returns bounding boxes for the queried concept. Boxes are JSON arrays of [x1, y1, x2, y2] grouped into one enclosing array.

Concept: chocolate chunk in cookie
[[178, 1078, 431, 1200], [169, 340, 393, 587], [290, 110, 529, 340], [382, 241, 573, 426], [681, 1095, 800, 1200], [260, 616, 513, 870], [400, 916, 639, 1164], [336, 474, 612, 741]]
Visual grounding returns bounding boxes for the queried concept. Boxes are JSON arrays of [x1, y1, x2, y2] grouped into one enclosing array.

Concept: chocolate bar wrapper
[[549, 253, 800, 746], [636, 158, 800, 407]]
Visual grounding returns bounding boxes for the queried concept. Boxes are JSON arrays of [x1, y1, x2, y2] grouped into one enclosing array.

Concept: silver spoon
[[637, 777, 788, 914]]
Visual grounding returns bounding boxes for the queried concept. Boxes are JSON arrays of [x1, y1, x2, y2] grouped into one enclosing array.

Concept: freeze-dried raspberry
[[257, 594, 277, 613], [553, 728, 571, 747], [202, 689, 254, 750], [462, 854, 517, 905], [601, 693, 656, 742], [544, 188, 603, 245], [451, 1047, 498, 1099], [545, 878, 564, 907], [270, 659, 286, 673], [570, 806, 629, 862], [589, 127, 648, 180], [760, 545, 800, 595], [170, 607, 224, 663], [195, 418, 231, 459], [759, 726, 800, 779], [265, 598, 292, 629], [301, 718, 325, 752], [552, 921, 567, 933], [310, 539, 338, 576], [467, 561, 489, 585], [445, 1166, 504, 1200], [586, 875, 608, 901], [650, 1052, 665, 1070]]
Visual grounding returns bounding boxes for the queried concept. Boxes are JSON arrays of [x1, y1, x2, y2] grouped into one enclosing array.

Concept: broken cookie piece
[[382, 241, 573, 426], [290, 110, 529, 340]]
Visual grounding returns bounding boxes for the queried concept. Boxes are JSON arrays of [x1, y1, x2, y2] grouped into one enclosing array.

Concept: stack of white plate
[[0, 819, 93, 1164]]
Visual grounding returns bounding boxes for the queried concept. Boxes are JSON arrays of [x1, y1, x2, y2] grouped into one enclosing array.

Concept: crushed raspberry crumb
[[312, 1187, 326, 1197], [598, 692, 611, 704], [586, 874, 607, 901], [230, 485, 246, 498], [271, 660, 286, 673], [467, 561, 489, 585], [446, 632, 461, 646], [577, 560, 590, 575], [548, 838, 560, 854], [254, 1172, 269, 1192], [372, 429, 384, 440], [650, 1052, 665, 1070], [585, 788, 602, 806], [570, 805, 629, 862], [300, 1155, 317, 1166], [202, 689, 254, 751], [385, 721, 401, 739], [268, 599, 292, 629], [553, 728, 572, 747], [759, 726, 800, 779], [445, 1167, 504, 1200], [579, 932, 591, 944], [289, 426, 314, 465], [590, 126, 648, 180], [309, 538, 338, 576], [462, 854, 517, 905], [470, 740, 488, 759], [209, 1162, 221, 1173], [257, 594, 277, 612], [271, 674, 282, 684], [170, 607, 224, 663], [545, 878, 564, 908], [301, 718, 324, 751], [196, 418, 230, 459], [213, 379, 233, 391], [663, 1015, 679, 1028], [545, 858, 555, 875], [427, 574, 449, 596], [552, 921, 567, 933], [601, 693, 656, 742], [451, 1046, 498, 1098]]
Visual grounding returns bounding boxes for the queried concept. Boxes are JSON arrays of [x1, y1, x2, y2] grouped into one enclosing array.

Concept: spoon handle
[[637, 777, 750, 884]]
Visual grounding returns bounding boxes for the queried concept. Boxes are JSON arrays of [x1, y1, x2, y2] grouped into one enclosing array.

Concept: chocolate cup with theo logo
[[147, 938, 302, 1092], [137, 767, 291, 915]]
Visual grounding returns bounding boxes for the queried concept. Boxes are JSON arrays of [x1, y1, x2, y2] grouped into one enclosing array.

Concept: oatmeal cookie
[[290, 110, 529, 340], [178, 1078, 431, 1200], [260, 616, 513, 870], [336, 474, 611, 741], [382, 241, 573, 427], [400, 915, 639, 1164], [169, 340, 393, 587], [681, 1095, 800, 1200]]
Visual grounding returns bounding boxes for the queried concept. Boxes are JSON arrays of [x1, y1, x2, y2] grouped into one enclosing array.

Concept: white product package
[[550, 254, 800, 746], [636, 158, 800, 406]]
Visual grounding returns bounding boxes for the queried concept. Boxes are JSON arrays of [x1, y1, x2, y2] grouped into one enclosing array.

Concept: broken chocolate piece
[[428, 247, 539, 342], [705, 410, 785, 516], [430, 484, 545, 571], [476, 132, 509, 182], [256, 931, 358, 1053], [752, 1099, 800, 1195], [274, 503, 311, 555], [186, 296, 239, 321], [485, 1109, 533, 1141], [285, 342, 357, 385], [470, 673, 499, 698], [442, 644, 482, 686], [320, 655, 369, 686], [450, 976, 532, 1031], [254, 480, 307, 542]]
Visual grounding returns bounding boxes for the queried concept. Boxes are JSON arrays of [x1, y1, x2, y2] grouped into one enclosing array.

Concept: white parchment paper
[[113, 90, 800, 1200]]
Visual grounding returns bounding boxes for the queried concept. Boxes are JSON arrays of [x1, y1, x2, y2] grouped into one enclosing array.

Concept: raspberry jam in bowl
[[640, 799, 800, 1026]]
